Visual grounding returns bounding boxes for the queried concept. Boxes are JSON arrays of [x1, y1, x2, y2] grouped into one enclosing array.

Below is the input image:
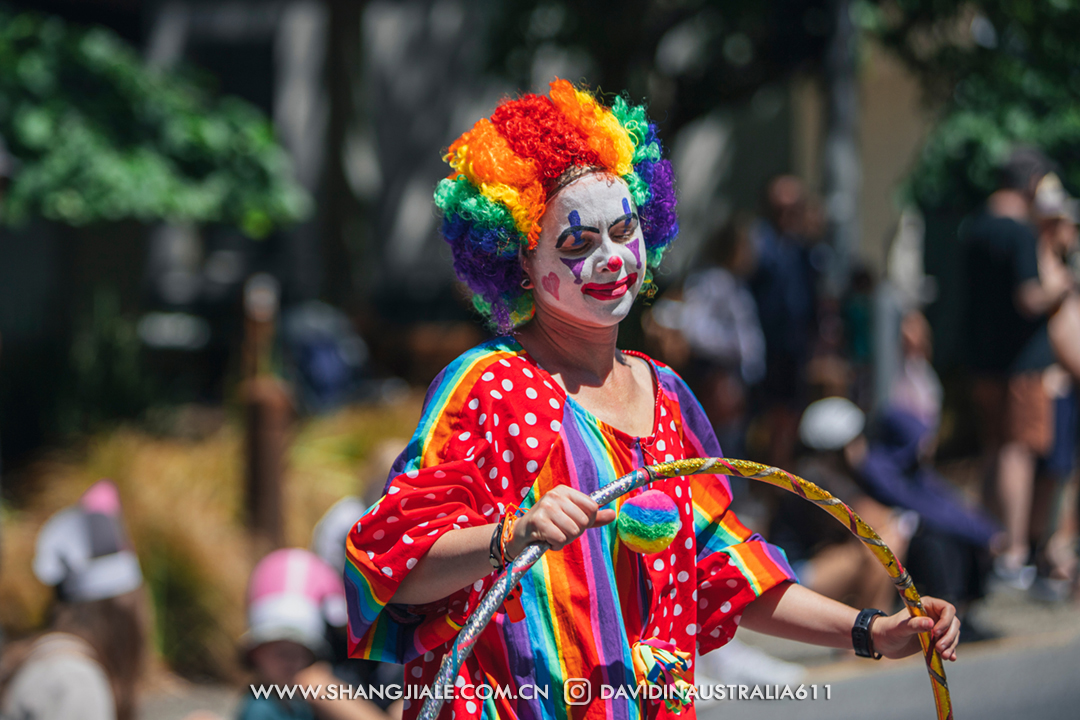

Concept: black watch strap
[[852, 608, 886, 659]]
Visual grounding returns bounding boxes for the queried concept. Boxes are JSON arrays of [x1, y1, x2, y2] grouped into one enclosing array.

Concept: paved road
[[144, 633, 1080, 719], [142, 586, 1080, 720], [699, 632, 1080, 720]]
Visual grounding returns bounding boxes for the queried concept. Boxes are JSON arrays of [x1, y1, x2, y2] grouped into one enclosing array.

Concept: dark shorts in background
[[972, 372, 1053, 456]]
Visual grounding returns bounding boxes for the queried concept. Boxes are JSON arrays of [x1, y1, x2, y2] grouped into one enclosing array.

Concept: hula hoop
[[417, 457, 952, 720]]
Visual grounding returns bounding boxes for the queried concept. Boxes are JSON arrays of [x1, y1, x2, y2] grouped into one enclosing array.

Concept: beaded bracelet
[[488, 516, 506, 569], [499, 504, 523, 568]]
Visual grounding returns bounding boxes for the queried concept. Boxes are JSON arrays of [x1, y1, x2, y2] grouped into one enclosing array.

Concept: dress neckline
[[502, 337, 663, 443]]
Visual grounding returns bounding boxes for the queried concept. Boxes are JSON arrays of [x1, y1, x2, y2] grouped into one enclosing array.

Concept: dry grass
[[0, 393, 423, 681]]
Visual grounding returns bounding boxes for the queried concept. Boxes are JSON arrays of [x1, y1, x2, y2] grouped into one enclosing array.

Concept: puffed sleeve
[[661, 367, 798, 654], [692, 479, 799, 653], [344, 345, 560, 663]]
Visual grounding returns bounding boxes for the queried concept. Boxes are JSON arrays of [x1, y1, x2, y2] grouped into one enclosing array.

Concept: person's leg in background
[[995, 372, 1054, 587], [1030, 380, 1078, 599], [972, 375, 1006, 525], [997, 441, 1037, 579]]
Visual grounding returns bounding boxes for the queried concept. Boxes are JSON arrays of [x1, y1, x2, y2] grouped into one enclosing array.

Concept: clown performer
[[344, 81, 960, 720]]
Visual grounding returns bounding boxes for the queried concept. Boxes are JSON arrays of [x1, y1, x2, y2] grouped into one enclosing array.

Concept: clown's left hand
[[871, 596, 960, 661]]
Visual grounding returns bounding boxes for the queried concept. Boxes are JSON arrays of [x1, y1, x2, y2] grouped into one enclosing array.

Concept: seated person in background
[[0, 480, 147, 720], [857, 408, 1003, 637], [769, 398, 916, 613], [239, 549, 394, 720]]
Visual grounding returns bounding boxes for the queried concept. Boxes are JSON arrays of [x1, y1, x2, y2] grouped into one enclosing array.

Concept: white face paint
[[524, 173, 646, 327]]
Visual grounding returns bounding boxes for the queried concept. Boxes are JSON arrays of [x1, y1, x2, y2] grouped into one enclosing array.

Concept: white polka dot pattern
[[344, 344, 795, 714]]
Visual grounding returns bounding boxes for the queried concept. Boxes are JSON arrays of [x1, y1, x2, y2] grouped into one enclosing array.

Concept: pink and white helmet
[[244, 548, 347, 658]]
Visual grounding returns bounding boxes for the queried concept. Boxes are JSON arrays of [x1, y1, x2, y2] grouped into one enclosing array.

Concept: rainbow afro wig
[[434, 79, 679, 333]]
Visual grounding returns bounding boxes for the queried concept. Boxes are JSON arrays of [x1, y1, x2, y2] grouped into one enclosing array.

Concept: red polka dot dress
[[345, 338, 797, 720]]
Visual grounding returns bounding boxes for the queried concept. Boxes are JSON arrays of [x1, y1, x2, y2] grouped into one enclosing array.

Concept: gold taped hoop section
[[651, 458, 953, 720]]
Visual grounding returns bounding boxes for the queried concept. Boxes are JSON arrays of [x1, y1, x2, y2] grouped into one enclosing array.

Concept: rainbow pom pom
[[617, 490, 680, 555]]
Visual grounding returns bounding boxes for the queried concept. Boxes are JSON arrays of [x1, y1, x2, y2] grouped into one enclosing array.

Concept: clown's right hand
[[505, 485, 616, 557]]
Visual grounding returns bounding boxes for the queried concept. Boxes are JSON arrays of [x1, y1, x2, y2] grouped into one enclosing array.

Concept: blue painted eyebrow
[[612, 198, 637, 232], [608, 213, 638, 232], [556, 209, 598, 248]]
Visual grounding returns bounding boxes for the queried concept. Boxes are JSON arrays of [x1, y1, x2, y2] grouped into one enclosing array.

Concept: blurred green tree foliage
[[0, 7, 311, 237], [486, 0, 832, 137], [861, 0, 1080, 210], [489, 1, 1080, 213]]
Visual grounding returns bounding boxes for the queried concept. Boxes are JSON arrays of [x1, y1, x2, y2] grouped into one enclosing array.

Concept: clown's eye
[[561, 229, 597, 253], [610, 218, 639, 241]]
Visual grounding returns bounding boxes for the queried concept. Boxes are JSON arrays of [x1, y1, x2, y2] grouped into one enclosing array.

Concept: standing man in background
[[964, 148, 1071, 589], [749, 175, 819, 469]]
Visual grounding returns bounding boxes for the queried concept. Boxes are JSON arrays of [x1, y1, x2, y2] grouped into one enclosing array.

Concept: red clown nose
[[606, 256, 623, 272]]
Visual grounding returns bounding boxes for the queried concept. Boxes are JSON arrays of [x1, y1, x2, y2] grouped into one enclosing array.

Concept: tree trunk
[[822, 0, 860, 297]]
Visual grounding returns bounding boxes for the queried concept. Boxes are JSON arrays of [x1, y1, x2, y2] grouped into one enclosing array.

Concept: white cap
[[33, 480, 143, 602], [1035, 173, 1079, 222], [310, 496, 366, 573], [799, 397, 865, 451]]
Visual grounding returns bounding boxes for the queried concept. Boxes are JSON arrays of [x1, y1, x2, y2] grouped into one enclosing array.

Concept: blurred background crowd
[[2, 0, 1080, 718]]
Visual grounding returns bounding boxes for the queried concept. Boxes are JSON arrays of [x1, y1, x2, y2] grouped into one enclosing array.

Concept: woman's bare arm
[[741, 582, 959, 660], [389, 485, 615, 605], [389, 525, 493, 605]]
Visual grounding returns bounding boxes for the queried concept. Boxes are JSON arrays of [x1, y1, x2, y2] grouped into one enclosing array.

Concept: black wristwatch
[[852, 608, 886, 659]]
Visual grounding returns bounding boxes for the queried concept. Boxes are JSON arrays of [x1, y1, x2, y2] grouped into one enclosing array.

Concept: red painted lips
[[581, 273, 638, 301]]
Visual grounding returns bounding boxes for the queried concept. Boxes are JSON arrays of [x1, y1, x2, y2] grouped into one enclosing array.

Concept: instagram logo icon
[[563, 678, 592, 705]]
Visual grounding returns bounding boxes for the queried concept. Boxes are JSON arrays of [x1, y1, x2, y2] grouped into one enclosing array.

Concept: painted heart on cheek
[[541, 272, 561, 300]]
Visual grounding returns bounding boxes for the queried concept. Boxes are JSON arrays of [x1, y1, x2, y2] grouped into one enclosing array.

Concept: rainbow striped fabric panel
[[344, 338, 796, 719]]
